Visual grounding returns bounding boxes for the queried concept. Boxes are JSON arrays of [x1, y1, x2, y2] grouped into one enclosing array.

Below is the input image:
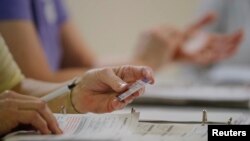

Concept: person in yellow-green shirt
[[0, 35, 155, 136]]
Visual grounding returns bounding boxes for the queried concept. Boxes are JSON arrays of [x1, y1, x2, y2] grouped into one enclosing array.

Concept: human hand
[[133, 26, 182, 71], [134, 13, 244, 69], [0, 91, 62, 136], [71, 65, 154, 113], [176, 13, 244, 65]]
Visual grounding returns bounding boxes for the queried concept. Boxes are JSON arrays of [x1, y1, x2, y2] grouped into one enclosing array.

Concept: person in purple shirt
[[0, 0, 243, 83], [0, 0, 69, 71], [0, 0, 97, 82]]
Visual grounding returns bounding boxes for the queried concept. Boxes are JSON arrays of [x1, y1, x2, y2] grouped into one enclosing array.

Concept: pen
[[117, 78, 149, 101], [41, 82, 77, 102]]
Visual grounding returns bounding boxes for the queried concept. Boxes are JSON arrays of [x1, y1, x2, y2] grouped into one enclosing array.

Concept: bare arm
[[11, 66, 155, 114], [0, 21, 86, 82], [12, 78, 70, 113], [60, 21, 97, 68]]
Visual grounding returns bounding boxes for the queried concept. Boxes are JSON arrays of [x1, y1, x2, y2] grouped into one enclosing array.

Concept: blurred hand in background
[[134, 13, 244, 71]]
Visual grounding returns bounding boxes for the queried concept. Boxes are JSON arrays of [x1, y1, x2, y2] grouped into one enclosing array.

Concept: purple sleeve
[[54, 0, 69, 25], [0, 0, 32, 21]]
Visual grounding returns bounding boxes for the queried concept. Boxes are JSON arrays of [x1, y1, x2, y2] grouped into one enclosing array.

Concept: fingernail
[[112, 99, 119, 109], [112, 99, 123, 110], [120, 83, 127, 89], [54, 126, 62, 134]]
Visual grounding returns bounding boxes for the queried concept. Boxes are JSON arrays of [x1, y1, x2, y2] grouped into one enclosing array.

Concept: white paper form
[[5, 135, 120, 141], [233, 113, 250, 124], [55, 112, 139, 137], [133, 122, 207, 139], [4, 113, 139, 141], [122, 135, 206, 141], [4, 122, 208, 141]]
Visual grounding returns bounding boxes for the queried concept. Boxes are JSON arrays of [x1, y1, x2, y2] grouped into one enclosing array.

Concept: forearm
[[12, 79, 63, 97], [50, 68, 87, 82], [23, 66, 87, 83], [0, 21, 89, 83], [60, 21, 97, 68], [12, 78, 77, 113]]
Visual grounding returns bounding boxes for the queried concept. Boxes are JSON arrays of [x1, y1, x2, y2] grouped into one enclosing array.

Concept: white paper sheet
[[56, 112, 139, 136], [134, 122, 204, 136], [124, 123, 207, 141], [233, 114, 250, 124], [7, 111, 248, 141], [4, 113, 139, 141]]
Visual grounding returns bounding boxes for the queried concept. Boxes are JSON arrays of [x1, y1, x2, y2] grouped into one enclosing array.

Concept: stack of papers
[[4, 112, 207, 141], [4, 112, 250, 141]]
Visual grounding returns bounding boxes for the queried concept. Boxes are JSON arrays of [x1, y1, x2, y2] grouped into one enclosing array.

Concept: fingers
[[98, 68, 128, 93], [191, 51, 215, 65], [111, 87, 145, 111], [17, 110, 51, 134], [18, 100, 62, 134], [123, 87, 145, 104], [38, 105, 62, 134], [187, 29, 244, 65], [100, 87, 144, 113], [110, 99, 125, 111], [214, 30, 243, 57], [0, 92, 62, 135], [228, 29, 244, 49], [98, 66, 154, 93], [115, 65, 155, 84], [185, 12, 216, 37], [207, 30, 243, 62], [74, 65, 154, 114], [141, 67, 155, 84]]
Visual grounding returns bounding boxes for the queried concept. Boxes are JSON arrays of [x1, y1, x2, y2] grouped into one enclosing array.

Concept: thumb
[[98, 68, 128, 93]]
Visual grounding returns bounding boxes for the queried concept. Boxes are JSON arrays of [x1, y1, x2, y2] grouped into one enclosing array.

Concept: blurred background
[[66, 0, 199, 61], [65, 0, 201, 84], [65, 0, 249, 121]]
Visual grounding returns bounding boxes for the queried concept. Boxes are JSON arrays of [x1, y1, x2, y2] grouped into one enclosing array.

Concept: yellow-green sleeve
[[0, 36, 25, 93]]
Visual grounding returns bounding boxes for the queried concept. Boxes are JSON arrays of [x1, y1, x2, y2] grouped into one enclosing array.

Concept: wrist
[[65, 78, 83, 113], [66, 86, 81, 113]]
